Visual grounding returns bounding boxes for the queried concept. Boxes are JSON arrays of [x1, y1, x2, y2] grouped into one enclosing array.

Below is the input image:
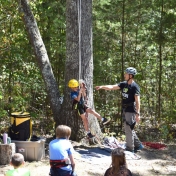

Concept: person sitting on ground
[[68, 79, 110, 138], [104, 148, 132, 176], [49, 125, 77, 176], [5, 153, 30, 176]]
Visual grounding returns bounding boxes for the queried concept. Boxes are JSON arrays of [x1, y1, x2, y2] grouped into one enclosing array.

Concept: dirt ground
[[0, 141, 176, 176]]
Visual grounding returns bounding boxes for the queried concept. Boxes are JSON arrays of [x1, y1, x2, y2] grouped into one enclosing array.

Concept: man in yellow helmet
[[68, 79, 110, 138]]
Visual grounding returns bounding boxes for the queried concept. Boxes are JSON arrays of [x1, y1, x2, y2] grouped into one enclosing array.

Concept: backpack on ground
[[9, 112, 32, 141]]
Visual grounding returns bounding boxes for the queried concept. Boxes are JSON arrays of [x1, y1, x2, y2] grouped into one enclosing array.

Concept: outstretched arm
[[95, 85, 120, 90], [80, 83, 87, 98]]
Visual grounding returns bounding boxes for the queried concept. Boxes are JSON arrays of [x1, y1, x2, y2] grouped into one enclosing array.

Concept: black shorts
[[74, 103, 88, 115]]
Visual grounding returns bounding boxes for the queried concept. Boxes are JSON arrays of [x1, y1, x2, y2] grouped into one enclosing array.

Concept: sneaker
[[134, 143, 144, 152], [87, 132, 94, 138], [102, 117, 111, 125], [125, 148, 134, 153]]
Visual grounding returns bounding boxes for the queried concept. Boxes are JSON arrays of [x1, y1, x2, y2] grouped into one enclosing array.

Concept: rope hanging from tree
[[78, 0, 82, 81]]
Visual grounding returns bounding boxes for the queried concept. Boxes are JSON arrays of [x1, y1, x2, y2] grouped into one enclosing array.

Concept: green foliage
[[0, 0, 65, 127], [0, 0, 176, 139], [159, 124, 170, 140], [93, 0, 176, 127]]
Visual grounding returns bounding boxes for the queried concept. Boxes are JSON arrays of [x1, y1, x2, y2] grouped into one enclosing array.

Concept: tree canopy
[[0, 0, 176, 140]]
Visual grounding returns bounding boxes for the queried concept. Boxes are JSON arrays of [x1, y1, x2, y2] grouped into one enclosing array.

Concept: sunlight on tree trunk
[[58, 0, 102, 141], [19, 0, 61, 121]]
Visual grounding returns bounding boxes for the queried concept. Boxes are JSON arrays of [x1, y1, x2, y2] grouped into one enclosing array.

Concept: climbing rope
[[78, 0, 82, 81]]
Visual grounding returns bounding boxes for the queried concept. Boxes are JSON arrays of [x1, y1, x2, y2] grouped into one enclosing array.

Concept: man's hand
[[135, 114, 140, 123], [95, 86, 101, 90]]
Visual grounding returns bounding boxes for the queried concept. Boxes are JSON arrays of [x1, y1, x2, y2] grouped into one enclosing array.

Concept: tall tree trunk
[[19, 0, 61, 121], [120, 0, 126, 129], [58, 0, 102, 141], [121, 0, 125, 81], [158, 0, 164, 120]]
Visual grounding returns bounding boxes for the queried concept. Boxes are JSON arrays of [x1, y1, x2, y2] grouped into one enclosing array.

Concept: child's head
[[11, 153, 25, 168], [111, 148, 126, 172], [68, 79, 79, 90], [56, 125, 71, 139]]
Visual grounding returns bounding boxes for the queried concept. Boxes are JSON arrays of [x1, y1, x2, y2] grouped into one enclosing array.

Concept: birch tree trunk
[[19, 0, 61, 121]]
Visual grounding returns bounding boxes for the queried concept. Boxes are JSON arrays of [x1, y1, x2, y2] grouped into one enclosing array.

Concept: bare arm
[[69, 154, 75, 171], [74, 87, 85, 102], [135, 95, 140, 122], [80, 86, 87, 98], [95, 85, 120, 90]]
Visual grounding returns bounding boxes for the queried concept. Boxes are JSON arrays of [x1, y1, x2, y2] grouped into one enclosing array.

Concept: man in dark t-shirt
[[96, 67, 144, 152], [118, 81, 140, 112]]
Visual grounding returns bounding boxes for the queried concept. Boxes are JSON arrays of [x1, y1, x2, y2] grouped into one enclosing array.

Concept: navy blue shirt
[[118, 81, 140, 112], [70, 89, 84, 105]]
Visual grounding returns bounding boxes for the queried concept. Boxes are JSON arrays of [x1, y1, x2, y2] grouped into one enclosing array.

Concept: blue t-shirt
[[118, 81, 140, 112], [70, 89, 84, 104], [49, 138, 74, 171]]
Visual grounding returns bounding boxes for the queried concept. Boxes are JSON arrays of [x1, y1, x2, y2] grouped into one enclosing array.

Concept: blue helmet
[[125, 67, 137, 75]]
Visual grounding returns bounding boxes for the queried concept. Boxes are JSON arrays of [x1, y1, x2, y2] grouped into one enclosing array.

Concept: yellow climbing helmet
[[68, 79, 79, 88]]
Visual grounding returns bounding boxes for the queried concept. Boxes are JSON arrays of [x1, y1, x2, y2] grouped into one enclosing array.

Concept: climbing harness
[[50, 159, 69, 168], [122, 102, 136, 130], [50, 159, 75, 176]]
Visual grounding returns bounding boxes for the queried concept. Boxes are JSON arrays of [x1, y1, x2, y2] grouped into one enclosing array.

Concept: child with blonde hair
[[49, 125, 77, 176]]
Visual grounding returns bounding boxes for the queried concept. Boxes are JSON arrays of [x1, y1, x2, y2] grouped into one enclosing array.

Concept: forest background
[[0, 0, 176, 142]]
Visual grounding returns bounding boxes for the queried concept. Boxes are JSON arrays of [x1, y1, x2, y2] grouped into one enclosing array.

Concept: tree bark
[[58, 0, 102, 141], [19, 0, 61, 121], [0, 143, 15, 165], [158, 0, 164, 121]]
